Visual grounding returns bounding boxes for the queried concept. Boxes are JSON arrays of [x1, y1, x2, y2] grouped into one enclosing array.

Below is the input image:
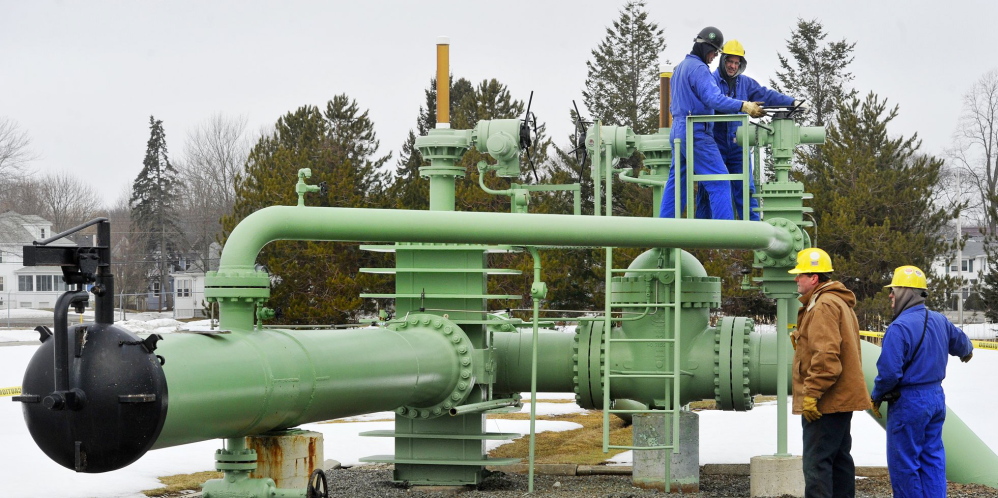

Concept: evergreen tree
[[771, 18, 857, 127], [221, 96, 391, 324], [801, 93, 959, 327], [582, 0, 666, 136], [130, 116, 183, 310]]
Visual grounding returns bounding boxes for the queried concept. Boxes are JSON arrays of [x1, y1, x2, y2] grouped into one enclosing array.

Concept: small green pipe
[[527, 246, 542, 493], [448, 397, 521, 416]]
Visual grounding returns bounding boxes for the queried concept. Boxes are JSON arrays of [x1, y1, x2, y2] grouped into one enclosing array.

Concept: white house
[[170, 271, 207, 319], [930, 227, 990, 289], [0, 211, 76, 310]]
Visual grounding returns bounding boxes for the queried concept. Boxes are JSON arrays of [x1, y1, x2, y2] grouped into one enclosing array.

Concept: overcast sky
[[2, 1, 995, 204]]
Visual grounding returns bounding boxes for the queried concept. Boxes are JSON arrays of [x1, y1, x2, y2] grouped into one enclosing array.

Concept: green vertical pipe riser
[[150, 323, 467, 450]]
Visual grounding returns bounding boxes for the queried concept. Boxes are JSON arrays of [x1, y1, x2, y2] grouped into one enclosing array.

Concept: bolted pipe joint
[[387, 313, 478, 419]]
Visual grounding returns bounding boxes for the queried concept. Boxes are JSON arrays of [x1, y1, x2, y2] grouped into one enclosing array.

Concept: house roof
[[0, 211, 75, 246]]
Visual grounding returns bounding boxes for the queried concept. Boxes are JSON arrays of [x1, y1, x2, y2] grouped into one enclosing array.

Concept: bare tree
[[950, 69, 998, 233], [176, 113, 250, 272], [37, 172, 105, 230], [0, 117, 36, 199]]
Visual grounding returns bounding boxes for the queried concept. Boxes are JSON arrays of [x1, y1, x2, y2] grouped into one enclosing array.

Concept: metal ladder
[[601, 247, 683, 463]]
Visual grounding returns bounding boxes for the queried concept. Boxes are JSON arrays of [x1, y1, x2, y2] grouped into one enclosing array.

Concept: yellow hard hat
[[721, 40, 745, 57], [884, 265, 927, 290], [787, 248, 833, 274]]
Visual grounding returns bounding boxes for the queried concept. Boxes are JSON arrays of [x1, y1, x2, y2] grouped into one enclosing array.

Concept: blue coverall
[[871, 304, 973, 497], [658, 54, 743, 219], [695, 69, 794, 220]]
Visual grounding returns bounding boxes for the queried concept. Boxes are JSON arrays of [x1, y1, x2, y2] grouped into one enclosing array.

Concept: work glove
[[961, 351, 973, 363], [741, 101, 766, 118], [789, 331, 797, 351], [793, 99, 811, 114], [870, 397, 882, 419], [802, 396, 822, 422]]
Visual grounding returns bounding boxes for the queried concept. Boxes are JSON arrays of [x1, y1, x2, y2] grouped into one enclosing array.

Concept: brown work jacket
[[791, 280, 870, 414]]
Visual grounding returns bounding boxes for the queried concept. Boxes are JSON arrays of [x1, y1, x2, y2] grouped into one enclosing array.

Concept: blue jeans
[[802, 411, 856, 498], [659, 129, 733, 220]]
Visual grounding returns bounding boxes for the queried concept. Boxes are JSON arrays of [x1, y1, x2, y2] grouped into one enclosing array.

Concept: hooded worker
[[787, 248, 870, 497], [659, 27, 766, 220], [871, 265, 973, 498], [693, 40, 801, 221]]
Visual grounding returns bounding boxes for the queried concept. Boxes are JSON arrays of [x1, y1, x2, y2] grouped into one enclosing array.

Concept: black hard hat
[[694, 26, 724, 52]]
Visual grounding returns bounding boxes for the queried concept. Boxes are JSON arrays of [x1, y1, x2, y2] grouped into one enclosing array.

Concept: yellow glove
[[741, 101, 766, 118], [870, 397, 882, 419], [961, 351, 973, 363], [789, 331, 797, 351], [802, 396, 822, 422]]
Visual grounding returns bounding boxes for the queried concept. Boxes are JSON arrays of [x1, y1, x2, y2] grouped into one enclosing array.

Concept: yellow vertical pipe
[[436, 37, 450, 128], [660, 61, 673, 129]]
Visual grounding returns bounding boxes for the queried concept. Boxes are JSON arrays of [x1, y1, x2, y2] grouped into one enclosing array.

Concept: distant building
[[0, 211, 78, 310], [930, 226, 990, 287]]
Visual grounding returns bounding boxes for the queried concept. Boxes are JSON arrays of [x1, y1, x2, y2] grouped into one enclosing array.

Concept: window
[[0, 276, 4, 291], [962, 259, 974, 272], [36, 275, 53, 292], [54, 278, 67, 292], [18, 275, 33, 292], [40, 228, 46, 238], [176, 279, 191, 298], [152, 281, 160, 296]]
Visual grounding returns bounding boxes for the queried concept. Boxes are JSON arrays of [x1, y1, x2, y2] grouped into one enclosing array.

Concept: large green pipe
[[216, 206, 795, 271], [151, 322, 466, 449], [491, 330, 997, 488]]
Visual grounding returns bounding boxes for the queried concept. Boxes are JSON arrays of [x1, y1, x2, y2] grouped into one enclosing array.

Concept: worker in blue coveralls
[[871, 265, 973, 498], [659, 27, 766, 220], [693, 40, 805, 220]]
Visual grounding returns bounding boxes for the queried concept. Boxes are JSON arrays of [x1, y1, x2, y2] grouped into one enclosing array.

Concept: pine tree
[[582, 0, 666, 136], [801, 93, 959, 327], [221, 96, 391, 324], [130, 116, 183, 310], [771, 18, 857, 127]]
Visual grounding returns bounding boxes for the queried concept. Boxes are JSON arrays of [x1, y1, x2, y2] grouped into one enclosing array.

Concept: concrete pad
[[750, 455, 804, 497]]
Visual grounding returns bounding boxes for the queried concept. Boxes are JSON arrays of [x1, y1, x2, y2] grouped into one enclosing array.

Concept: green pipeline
[[216, 206, 796, 271], [151, 318, 470, 449]]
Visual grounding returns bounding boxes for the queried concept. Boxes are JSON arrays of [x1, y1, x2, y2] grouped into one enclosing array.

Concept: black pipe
[[48, 289, 90, 410], [95, 221, 113, 325]]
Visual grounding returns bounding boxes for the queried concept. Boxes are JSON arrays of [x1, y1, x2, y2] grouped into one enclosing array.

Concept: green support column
[[741, 117, 824, 456]]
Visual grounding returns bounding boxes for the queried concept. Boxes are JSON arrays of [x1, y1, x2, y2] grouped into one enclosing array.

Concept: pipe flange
[[573, 320, 605, 409], [387, 314, 475, 419], [679, 275, 721, 309], [714, 316, 754, 411], [755, 218, 805, 268]]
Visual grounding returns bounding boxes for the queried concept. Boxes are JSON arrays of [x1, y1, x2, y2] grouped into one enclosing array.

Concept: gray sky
[[2, 1, 994, 203]]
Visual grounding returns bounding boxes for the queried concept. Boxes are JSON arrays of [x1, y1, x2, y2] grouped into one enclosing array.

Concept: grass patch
[[142, 471, 222, 497], [487, 410, 632, 465]]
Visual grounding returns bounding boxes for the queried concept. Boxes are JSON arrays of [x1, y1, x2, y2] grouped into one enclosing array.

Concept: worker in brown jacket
[[788, 248, 870, 498]]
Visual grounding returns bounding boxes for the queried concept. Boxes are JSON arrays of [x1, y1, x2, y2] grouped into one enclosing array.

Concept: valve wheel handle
[[306, 468, 328, 498]]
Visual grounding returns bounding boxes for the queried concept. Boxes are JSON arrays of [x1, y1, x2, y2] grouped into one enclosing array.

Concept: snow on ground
[[1, 312, 996, 498]]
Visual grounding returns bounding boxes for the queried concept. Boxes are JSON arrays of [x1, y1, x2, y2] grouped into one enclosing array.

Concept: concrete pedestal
[[248, 429, 324, 489], [750, 455, 804, 497], [632, 410, 699, 492]]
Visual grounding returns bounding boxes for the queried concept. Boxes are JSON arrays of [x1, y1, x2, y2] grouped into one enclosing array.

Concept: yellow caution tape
[[860, 331, 997, 351], [0, 386, 22, 397]]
